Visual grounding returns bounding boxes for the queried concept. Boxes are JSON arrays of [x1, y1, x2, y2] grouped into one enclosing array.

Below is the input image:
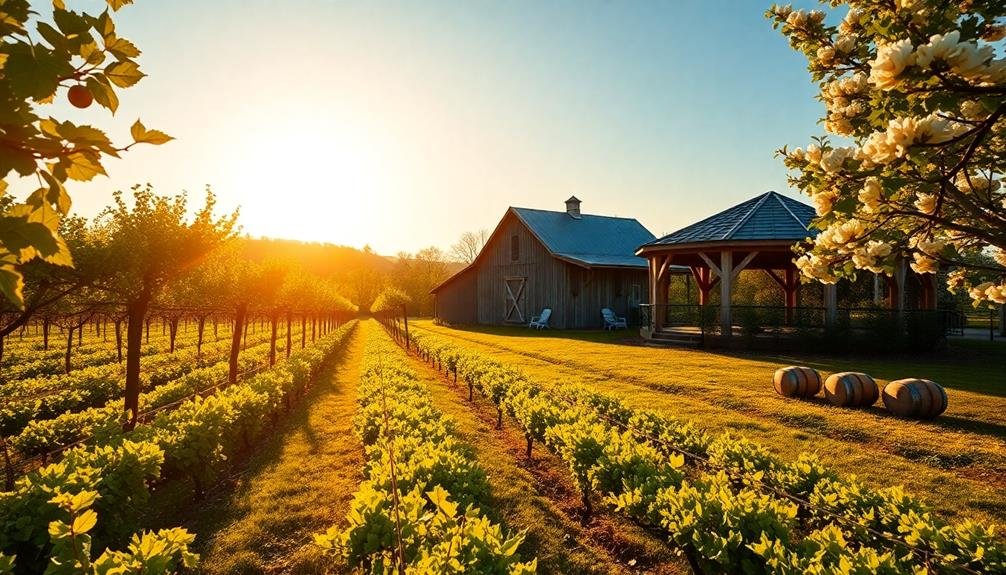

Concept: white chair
[[529, 308, 551, 329], [602, 308, 627, 330]]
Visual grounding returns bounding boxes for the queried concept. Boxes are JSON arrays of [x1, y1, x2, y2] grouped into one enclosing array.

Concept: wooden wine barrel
[[882, 379, 948, 418], [824, 372, 879, 407], [773, 366, 822, 398]]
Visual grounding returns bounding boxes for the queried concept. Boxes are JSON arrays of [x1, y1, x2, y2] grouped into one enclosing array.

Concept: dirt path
[[183, 323, 368, 575], [394, 328, 687, 575]]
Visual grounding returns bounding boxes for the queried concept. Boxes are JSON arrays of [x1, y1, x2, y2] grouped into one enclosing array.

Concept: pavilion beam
[[657, 255, 674, 283], [697, 252, 722, 277], [690, 266, 719, 306], [720, 250, 733, 336], [730, 251, 759, 283], [764, 269, 786, 289]]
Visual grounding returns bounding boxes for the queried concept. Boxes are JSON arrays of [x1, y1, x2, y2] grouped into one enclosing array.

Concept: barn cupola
[[565, 196, 582, 219]]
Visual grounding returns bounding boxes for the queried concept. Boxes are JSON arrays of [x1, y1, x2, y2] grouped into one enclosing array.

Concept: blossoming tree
[[768, 1, 1006, 306]]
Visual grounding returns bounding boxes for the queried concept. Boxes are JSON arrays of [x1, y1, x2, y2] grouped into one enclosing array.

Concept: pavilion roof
[[641, 191, 816, 248]]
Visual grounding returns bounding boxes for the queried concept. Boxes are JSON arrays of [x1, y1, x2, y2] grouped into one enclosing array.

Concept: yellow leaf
[[130, 119, 174, 145], [72, 509, 98, 534], [106, 0, 135, 11], [104, 59, 144, 88], [63, 150, 106, 181]]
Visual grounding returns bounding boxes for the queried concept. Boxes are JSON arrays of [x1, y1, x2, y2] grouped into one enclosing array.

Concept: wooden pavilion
[[635, 191, 939, 345]]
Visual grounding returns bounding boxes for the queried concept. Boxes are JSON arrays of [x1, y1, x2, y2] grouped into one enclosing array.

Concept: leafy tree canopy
[[0, 0, 170, 308], [768, 0, 1005, 306]]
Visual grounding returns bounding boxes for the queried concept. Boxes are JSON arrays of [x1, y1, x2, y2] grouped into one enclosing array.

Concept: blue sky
[[35, 0, 826, 253]]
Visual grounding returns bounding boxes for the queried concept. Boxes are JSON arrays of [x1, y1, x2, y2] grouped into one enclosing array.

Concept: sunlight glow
[[223, 110, 392, 245]]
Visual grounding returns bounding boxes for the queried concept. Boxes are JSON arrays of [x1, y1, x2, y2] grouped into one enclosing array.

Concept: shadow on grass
[[424, 322, 1006, 402], [145, 353, 353, 557]]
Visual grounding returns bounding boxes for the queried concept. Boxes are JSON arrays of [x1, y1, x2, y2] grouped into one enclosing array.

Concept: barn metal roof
[[642, 191, 816, 247], [511, 207, 655, 269]]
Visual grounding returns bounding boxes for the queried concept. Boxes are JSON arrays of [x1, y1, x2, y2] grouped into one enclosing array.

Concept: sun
[[221, 111, 391, 246]]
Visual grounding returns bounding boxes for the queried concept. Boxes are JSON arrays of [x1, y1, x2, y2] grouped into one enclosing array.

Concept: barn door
[[504, 277, 526, 323]]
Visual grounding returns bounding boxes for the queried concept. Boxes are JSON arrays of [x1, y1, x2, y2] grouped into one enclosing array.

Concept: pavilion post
[[887, 258, 907, 315], [658, 258, 671, 330], [648, 256, 660, 331], [919, 273, 938, 310], [784, 268, 798, 324], [824, 283, 838, 326], [720, 250, 733, 336], [695, 267, 712, 305]]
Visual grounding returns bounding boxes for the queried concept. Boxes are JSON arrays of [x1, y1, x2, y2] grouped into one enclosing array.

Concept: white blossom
[[910, 252, 939, 274], [869, 39, 915, 90], [858, 177, 883, 212], [991, 247, 1006, 268], [820, 146, 854, 173], [839, 8, 861, 35], [852, 240, 892, 273], [835, 35, 856, 53], [812, 190, 838, 215], [914, 193, 937, 214]]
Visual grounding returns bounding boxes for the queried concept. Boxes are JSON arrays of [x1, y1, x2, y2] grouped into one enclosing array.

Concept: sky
[[23, 0, 826, 255]]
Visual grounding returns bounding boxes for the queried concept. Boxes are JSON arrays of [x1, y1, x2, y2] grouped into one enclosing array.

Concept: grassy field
[[150, 325, 367, 574], [411, 320, 1006, 525]]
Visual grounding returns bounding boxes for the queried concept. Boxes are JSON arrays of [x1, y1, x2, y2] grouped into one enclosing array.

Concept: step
[[643, 336, 702, 348], [651, 331, 701, 342]]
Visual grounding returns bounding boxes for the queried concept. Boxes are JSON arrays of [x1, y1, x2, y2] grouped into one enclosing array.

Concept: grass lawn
[[411, 320, 1006, 526], [149, 323, 367, 574]]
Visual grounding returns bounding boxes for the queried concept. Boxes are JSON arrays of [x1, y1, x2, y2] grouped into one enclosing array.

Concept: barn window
[[510, 234, 519, 262]]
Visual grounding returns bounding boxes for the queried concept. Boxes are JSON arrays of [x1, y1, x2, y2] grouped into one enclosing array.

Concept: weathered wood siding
[[564, 266, 648, 328], [475, 212, 570, 327], [434, 210, 650, 329], [432, 267, 477, 324]]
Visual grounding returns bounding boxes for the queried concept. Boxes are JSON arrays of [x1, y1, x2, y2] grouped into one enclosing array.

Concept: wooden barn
[[432, 197, 658, 329]]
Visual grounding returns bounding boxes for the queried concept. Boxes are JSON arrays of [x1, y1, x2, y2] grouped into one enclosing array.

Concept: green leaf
[[0, 145, 37, 178], [94, 10, 115, 41], [40, 169, 72, 214], [4, 43, 73, 100], [0, 263, 25, 309], [53, 9, 90, 36], [426, 485, 458, 517], [68, 490, 100, 513], [80, 41, 105, 66], [130, 119, 174, 145], [0, 204, 72, 267], [0, 552, 15, 573], [36, 22, 68, 52], [86, 74, 119, 113], [104, 59, 144, 88], [55, 120, 118, 156]]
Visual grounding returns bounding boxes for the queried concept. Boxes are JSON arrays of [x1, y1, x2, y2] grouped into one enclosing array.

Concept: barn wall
[[432, 267, 477, 324], [476, 213, 570, 327], [434, 209, 651, 329], [564, 266, 649, 329]]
